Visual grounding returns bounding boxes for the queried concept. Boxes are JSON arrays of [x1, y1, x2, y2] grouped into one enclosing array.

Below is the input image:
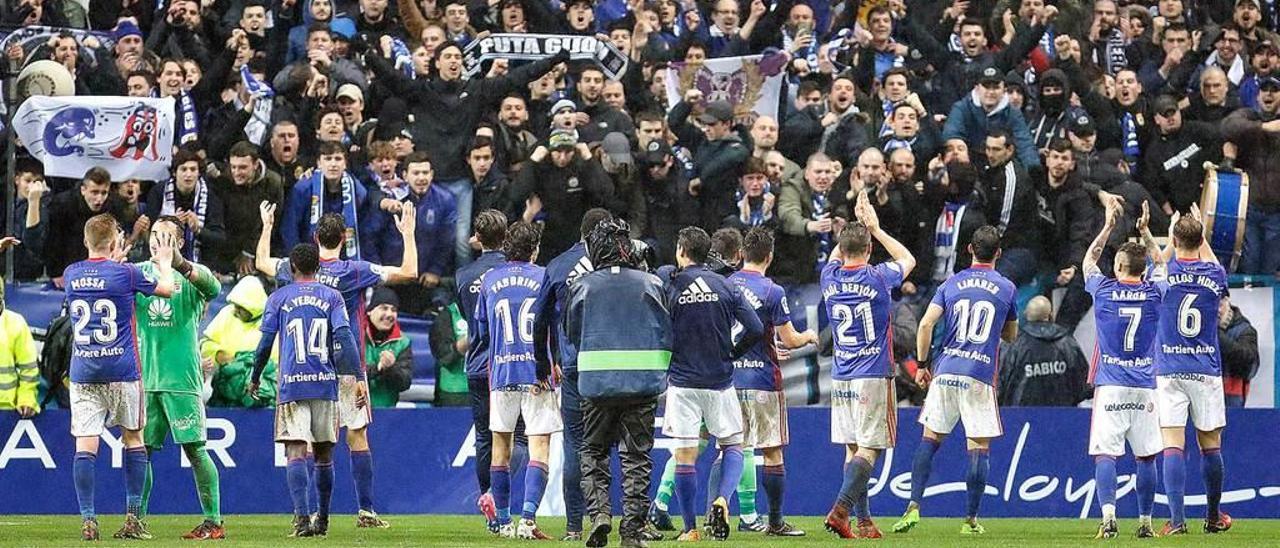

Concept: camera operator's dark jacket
[[563, 266, 673, 399]]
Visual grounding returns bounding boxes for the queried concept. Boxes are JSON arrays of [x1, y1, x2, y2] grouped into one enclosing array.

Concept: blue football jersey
[[65, 259, 159, 383], [1085, 273, 1161, 388], [729, 270, 791, 391], [475, 261, 546, 389], [820, 260, 904, 380], [277, 257, 387, 335], [456, 250, 507, 378], [668, 265, 762, 390], [1155, 259, 1228, 376], [929, 265, 1016, 385], [260, 282, 350, 403], [539, 242, 593, 374]]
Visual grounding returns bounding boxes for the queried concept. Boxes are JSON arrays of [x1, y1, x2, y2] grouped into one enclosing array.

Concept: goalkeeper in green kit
[[135, 216, 225, 539]]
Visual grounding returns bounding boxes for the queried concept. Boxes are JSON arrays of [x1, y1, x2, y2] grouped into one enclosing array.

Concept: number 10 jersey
[[929, 265, 1016, 386]]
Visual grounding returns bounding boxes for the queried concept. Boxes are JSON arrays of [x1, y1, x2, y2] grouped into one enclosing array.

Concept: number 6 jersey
[[64, 259, 160, 383], [820, 259, 905, 380], [928, 265, 1016, 385], [1155, 258, 1228, 376]]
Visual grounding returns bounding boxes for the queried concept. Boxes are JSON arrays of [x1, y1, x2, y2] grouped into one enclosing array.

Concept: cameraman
[[564, 219, 672, 547]]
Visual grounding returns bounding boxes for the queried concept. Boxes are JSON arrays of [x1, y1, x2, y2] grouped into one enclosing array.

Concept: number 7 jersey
[[474, 261, 545, 389], [821, 260, 905, 380], [64, 259, 160, 383], [929, 265, 1016, 385]]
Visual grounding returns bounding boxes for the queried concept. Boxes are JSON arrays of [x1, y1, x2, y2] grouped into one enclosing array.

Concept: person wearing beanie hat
[[364, 288, 414, 408]]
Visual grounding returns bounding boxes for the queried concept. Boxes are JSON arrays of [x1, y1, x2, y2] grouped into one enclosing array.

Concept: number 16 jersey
[[474, 261, 545, 389], [929, 265, 1015, 386], [64, 259, 159, 383]]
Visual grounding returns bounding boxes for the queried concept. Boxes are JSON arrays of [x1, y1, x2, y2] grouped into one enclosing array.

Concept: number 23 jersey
[[64, 259, 159, 383], [821, 260, 904, 381]]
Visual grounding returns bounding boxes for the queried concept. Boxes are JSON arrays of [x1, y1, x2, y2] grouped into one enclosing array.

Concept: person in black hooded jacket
[[997, 296, 1091, 406]]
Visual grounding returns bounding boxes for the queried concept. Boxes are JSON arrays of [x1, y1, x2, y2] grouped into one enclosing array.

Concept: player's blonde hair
[[83, 214, 120, 254]]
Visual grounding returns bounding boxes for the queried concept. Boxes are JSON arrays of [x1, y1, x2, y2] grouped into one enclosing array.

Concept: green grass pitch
[[2, 515, 1277, 547]]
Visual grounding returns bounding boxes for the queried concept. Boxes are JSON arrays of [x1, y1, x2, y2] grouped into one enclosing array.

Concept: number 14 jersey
[[929, 265, 1016, 385]]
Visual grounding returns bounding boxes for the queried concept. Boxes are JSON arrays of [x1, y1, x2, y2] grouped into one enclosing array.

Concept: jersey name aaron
[[821, 261, 903, 380], [930, 266, 1016, 385], [477, 262, 545, 389], [1085, 273, 1161, 388]]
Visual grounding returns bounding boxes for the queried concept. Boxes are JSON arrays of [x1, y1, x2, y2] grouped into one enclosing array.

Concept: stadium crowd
[[0, 0, 1271, 412]]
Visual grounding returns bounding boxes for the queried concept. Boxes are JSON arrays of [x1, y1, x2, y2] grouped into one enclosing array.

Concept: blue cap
[[113, 20, 143, 41], [330, 18, 356, 40]]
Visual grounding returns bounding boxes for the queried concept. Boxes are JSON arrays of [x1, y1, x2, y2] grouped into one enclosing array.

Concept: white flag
[[664, 52, 789, 124], [15, 95, 176, 181]]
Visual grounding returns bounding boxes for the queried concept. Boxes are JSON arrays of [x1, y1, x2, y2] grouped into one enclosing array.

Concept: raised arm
[[148, 230, 178, 298], [1189, 203, 1219, 265], [1082, 199, 1119, 277], [1136, 201, 1166, 274], [855, 190, 915, 278], [255, 201, 280, 277], [386, 201, 419, 284]]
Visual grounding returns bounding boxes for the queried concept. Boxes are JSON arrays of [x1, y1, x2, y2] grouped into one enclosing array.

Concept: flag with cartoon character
[[14, 95, 176, 180], [664, 51, 789, 125]]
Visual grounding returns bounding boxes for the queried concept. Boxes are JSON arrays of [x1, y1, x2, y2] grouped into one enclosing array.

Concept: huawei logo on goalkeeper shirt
[[678, 277, 720, 304], [147, 298, 173, 326]]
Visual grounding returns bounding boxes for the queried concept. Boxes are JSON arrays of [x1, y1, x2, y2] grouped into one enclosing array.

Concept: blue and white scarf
[[782, 29, 819, 67], [883, 136, 914, 153], [239, 66, 275, 145], [879, 99, 897, 138], [390, 37, 415, 79], [306, 170, 361, 259], [176, 90, 199, 145], [1120, 111, 1140, 158], [735, 189, 774, 227], [1039, 25, 1057, 58], [368, 165, 409, 200], [160, 177, 209, 262], [932, 201, 967, 281], [812, 191, 831, 271]]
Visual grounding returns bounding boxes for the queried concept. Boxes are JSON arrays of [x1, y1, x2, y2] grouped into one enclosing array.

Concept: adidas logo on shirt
[[678, 277, 720, 304], [567, 256, 593, 285]]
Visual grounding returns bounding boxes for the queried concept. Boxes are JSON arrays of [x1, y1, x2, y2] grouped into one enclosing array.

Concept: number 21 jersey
[[821, 260, 904, 380], [64, 259, 159, 383]]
